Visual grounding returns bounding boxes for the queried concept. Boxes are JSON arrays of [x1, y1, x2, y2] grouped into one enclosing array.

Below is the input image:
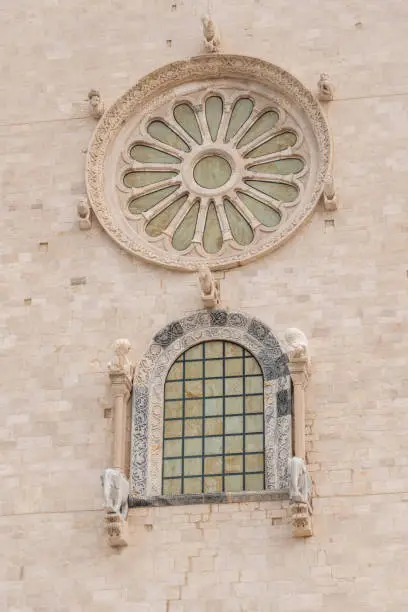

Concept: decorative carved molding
[[201, 15, 221, 53], [77, 197, 92, 230], [85, 55, 331, 271], [317, 73, 334, 102], [198, 265, 220, 308], [88, 89, 104, 120], [131, 310, 292, 498]]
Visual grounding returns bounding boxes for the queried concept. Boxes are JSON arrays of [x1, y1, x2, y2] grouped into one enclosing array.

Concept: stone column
[[287, 358, 310, 460], [105, 339, 134, 548]]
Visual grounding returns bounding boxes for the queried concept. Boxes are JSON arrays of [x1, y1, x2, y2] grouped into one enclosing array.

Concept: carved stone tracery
[[86, 55, 331, 271]]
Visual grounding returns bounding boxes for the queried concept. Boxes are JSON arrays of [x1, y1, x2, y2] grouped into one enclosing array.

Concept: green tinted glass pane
[[185, 379, 202, 399], [194, 156, 232, 189], [184, 457, 202, 476], [165, 381, 183, 400], [174, 103, 203, 144], [245, 473, 264, 491], [185, 419, 203, 437], [245, 131, 297, 158], [225, 435, 243, 453], [167, 362, 183, 380], [225, 343, 243, 357], [205, 378, 223, 397], [163, 439, 182, 458], [205, 417, 223, 436], [237, 191, 281, 227], [245, 357, 261, 375], [246, 454, 264, 472], [184, 477, 202, 494], [204, 436, 223, 455], [204, 476, 222, 492], [245, 434, 264, 452], [225, 396, 243, 414], [123, 171, 178, 188], [225, 98, 254, 142], [238, 111, 279, 148], [185, 399, 203, 418], [225, 474, 243, 492], [205, 359, 223, 377], [245, 395, 263, 414], [203, 202, 223, 254], [165, 401, 183, 419], [205, 96, 223, 141], [225, 455, 243, 473], [225, 359, 243, 377], [163, 478, 181, 495], [185, 361, 203, 379], [204, 456, 222, 475], [129, 185, 180, 214], [225, 416, 243, 434], [248, 158, 304, 176], [224, 199, 254, 246], [245, 376, 263, 394], [245, 180, 298, 203], [205, 397, 223, 416], [184, 438, 202, 456], [163, 458, 182, 477], [130, 144, 181, 164], [164, 420, 183, 438], [245, 414, 264, 433], [185, 344, 203, 360], [206, 342, 223, 358], [147, 120, 189, 152], [146, 194, 188, 238], [172, 201, 200, 251], [225, 377, 243, 396]]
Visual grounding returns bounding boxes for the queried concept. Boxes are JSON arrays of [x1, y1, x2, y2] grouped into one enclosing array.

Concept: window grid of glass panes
[[162, 340, 265, 495]]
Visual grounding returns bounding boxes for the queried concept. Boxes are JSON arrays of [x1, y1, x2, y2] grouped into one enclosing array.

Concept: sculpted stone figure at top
[[100, 467, 129, 519], [317, 73, 334, 101], [201, 15, 221, 53], [108, 338, 135, 381], [198, 265, 220, 308], [88, 89, 104, 119], [284, 328, 309, 361], [288, 456, 312, 506]]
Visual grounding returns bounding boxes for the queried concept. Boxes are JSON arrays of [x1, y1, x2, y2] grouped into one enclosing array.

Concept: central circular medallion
[[193, 155, 232, 189]]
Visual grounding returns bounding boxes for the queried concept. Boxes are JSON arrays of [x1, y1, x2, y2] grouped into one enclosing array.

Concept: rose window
[[87, 56, 330, 270]]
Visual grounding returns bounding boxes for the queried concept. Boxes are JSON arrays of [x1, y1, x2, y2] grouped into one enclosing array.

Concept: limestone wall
[[1, 0, 408, 610]]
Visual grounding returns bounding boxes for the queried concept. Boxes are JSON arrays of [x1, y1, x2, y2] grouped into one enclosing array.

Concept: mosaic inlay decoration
[[86, 55, 330, 270]]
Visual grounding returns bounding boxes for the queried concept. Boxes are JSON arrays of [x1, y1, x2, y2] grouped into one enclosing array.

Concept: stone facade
[[2, 0, 408, 610]]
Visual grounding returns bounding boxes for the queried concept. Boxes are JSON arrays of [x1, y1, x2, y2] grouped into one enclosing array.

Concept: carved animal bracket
[[288, 456, 313, 538], [201, 15, 221, 53], [77, 197, 92, 230], [198, 266, 221, 308], [321, 174, 338, 211], [88, 89, 104, 120], [317, 73, 334, 102]]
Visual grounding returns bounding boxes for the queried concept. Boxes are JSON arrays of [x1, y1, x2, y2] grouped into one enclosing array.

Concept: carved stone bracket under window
[[131, 310, 293, 501]]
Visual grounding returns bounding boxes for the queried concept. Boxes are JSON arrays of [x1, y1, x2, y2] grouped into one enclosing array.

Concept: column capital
[[288, 357, 310, 388]]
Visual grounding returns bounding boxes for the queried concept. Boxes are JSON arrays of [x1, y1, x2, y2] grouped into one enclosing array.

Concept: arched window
[[162, 340, 265, 495]]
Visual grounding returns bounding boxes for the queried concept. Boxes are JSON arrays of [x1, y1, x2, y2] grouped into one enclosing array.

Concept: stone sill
[[129, 489, 289, 507]]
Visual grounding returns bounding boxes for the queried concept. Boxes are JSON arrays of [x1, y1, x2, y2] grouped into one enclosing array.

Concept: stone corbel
[[201, 15, 221, 53], [198, 265, 220, 309], [77, 197, 92, 230], [284, 329, 313, 538], [322, 174, 338, 212], [88, 89, 104, 120], [103, 339, 134, 548]]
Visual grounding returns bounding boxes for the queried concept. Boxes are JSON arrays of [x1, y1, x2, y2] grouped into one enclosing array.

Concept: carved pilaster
[[285, 328, 310, 461]]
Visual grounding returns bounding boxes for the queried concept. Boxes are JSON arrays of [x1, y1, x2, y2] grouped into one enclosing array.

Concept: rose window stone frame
[[86, 55, 331, 271]]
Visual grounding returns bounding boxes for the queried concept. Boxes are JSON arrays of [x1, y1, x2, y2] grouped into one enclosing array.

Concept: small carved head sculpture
[[88, 88, 100, 108], [114, 338, 131, 357], [198, 265, 213, 296]]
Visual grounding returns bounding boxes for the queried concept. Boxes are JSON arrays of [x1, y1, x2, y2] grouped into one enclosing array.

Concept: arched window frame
[[130, 310, 292, 500]]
